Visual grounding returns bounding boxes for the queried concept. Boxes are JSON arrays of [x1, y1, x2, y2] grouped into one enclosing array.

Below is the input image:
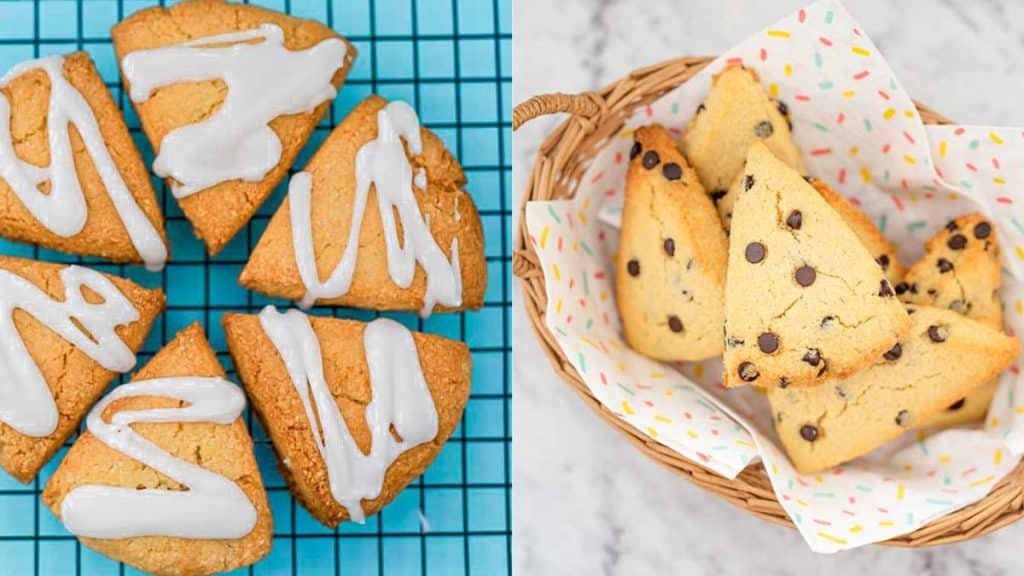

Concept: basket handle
[[512, 91, 604, 131]]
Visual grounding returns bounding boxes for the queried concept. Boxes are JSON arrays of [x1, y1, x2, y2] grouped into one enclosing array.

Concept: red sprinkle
[[882, 143, 891, 154], [877, 89, 890, 100], [997, 197, 1013, 204], [836, 112, 845, 124], [726, 57, 743, 66], [838, 168, 847, 183], [903, 131, 915, 144], [853, 70, 870, 80], [966, 162, 978, 172], [798, 8, 806, 22], [795, 94, 811, 102], [590, 171, 604, 183], [954, 127, 966, 136], [819, 36, 833, 47], [810, 148, 832, 156], [760, 48, 767, 61], [892, 196, 905, 211], [992, 157, 1001, 169]]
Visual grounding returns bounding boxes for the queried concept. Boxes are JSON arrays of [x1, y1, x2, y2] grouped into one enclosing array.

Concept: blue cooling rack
[[0, 0, 511, 574]]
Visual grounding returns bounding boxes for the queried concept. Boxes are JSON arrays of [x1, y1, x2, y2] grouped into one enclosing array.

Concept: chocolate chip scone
[[899, 214, 1004, 427], [724, 142, 912, 388], [768, 305, 1019, 473], [616, 124, 728, 360], [682, 65, 805, 224]]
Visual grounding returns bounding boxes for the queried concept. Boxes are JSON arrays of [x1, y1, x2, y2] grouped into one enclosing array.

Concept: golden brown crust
[[42, 323, 272, 576], [222, 312, 471, 527], [238, 95, 486, 312], [0, 256, 165, 483], [111, 0, 357, 254], [0, 52, 167, 263]]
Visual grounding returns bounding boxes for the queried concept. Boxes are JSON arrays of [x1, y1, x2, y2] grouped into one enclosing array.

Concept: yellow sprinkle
[[948, 192, 959, 201], [646, 427, 658, 437], [771, 464, 779, 474], [622, 401, 634, 415], [753, 387, 767, 396], [1017, 299, 1024, 315], [539, 226, 550, 249], [849, 146, 859, 156], [770, 83, 779, 98], [916, 430, 927, 442], [990, 131, 1005, 144], [908, 192, 919, 202], [897, 484, 905, 500], [850, 525, 863, 534], [600, 292, 608, 301], [654, 415, 672, 424], [784, 64, 793, 76], [555, 299, 563, 314], [664, 389, 673, 397], [994, 177, 1006, 185], [939, 140, 948, 157], [842, 90, 856, 98], [860, 167, 872, 183], [970, 475, 995, 488], [991, 417, 1000, 428], [695, 364, 705, 379], [552, 264, 561, 281], [767, 29, 791, 38], [617, 362, 626, 373], [939, 454, 951, 464], [650, 372, 665, 379], [1016, 247, 1024, 261], [580, 336, 600, 351], [736, 440, 755, 449], [879, 521, 894, 527], [883, 108, 896, 120], [817, 532, 847, 545], [903, 155, 916, 165], [995, 449, 1003, 465], [572, 241, 579, 252], [687, 430, 698, 439], [796, 499, 808, 507], [851, 46, 870, 57], [904, 110, 915, 118], [903, 464, 913, 472], [619, 129, 634, 140], [582, 197, 591, 210], [578, 213, 588, 225], [814, 475, 823, 484], [1015, 406, 1024, 414]]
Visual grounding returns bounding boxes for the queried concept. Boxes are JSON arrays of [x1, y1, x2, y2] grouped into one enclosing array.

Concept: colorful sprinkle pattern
[[525, 0, 1024, 552]]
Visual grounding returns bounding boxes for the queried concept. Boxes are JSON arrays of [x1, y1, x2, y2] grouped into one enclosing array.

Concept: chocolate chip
[[642, 150, 660, 169], [726, 336, 745, 348], [710, 189, 727, 204], [743, 174, 755, 191], [745, 242, 766, 264], [777, 100, 789, 116], [802, 348, 822, 367], [738, 362, 759, 382], [627, 259, 640, 277], [758, 332, 779, 353], [879, 279, 894, 297], [883, 343, 902, 361], [685, 258, 694, 270], [779, 377, 791, 389], [945, 220, 959, 232], [786, 210, 803, 230], [835, 384, 847, 398], [662, 162, 682, 181], [895, 282, 910, 295], [928, 325, 949, 343], [927, 288, 938, 297], [754, 121, 774, 138], [680, 289, 694, 302], [630, 141, 642, 160], [802, 175, 815, 184], [876, 254, 890, 270], [947, 234, 967, 250], [974, 221, 991, 239], [795, 265, 816, 287], [696, 103, 706, 114], [788, 119, 793, 131], [937, 258, 954, 273], [799, 424, 819, 442], [820, 316, 835, 328], [948, 398, 966, 411], [909, 283, 919, 294], [668, 315, 683, 333], [895, 410, 911, 426], [663, 238, 675, 257]]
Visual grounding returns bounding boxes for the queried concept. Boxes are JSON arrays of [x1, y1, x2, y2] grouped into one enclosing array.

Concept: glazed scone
[[768, 305, 1019, 473], [111, 0, 356, 254], [238, 95, 485, 313], [900, 214, 1004, 427], [223, 308, 471, 527], [682, 65, 805, 222], [0, 52, 167, 267], [0, 256, 164, 483], [724, 142, 911, 388], [616, 124, 727, 360], [43, 324, 272, 576]]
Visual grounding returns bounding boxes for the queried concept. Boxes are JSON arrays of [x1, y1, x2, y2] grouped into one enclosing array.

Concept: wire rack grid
[[0, 0, 511, 574]]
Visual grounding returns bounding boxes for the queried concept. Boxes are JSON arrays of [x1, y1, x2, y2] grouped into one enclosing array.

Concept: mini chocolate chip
[[663, 238, 675, 257], [948, 398, 966, 411], [668, 315, 683, 333], [907, 307, 917, 315], [710, 189, 727, 204], [738, 362, 759, 382], [945, 220, 959, 232], [802, 348, 822, 367], [642, 150, 660, 169], [928, 325, 949, 343], [820, 315, 835, 328], [947, 234, 967, 250], [800, 424, 819, 442], [726, 336, 745, 348], [745, 242, 766, 264], [788, 119, 793, 131], [895, 410, 911, 426], [754, 121, 774, 138], [927, 288, 938, 296], [909, 283, 919, 294], [627, 259, 640, 277], [758, 332, 779, 354], [879, 279, 894, 297], [786, 210, 803, 230], [876, 254, 890, 270], [795, 265, 816, 287], [937, 258, 954, 273], [629, 141, 642, 160], [974, 221, 992, 239], [883, 343, 902, 361], [895, 282, 910, 295], [802, 175, 815, 184], [777, 100, 789, 116], [662, 162, 682, 181], [779, 377, 791, 389], [835, 384, 847, 398], [696, 103, 706, 114], [686, 258, 694, 270], [743, 174, 755, 191], [680, 289, 694, 302]]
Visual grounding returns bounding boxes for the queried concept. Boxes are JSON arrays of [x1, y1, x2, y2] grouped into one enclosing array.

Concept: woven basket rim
[[513, 54, 1024, 548]]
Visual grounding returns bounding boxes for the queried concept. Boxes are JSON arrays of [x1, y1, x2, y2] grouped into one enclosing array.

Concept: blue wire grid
[[0, 0, 511, 574]]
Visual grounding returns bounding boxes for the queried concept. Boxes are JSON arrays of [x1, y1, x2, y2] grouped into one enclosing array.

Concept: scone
[[682, 65, 805, 224], [238, 96, 485, 315], [899, 214, 1004, 427], [723, 142, 911, 388], [616, 124, 728, 360], [768, 305, 1019, 473], [223, 307, 471, 527], [0, 256, 164, 482], [43, 324, 272, 576], [112, 0, 356, 254], [0, 52, 167, 269]]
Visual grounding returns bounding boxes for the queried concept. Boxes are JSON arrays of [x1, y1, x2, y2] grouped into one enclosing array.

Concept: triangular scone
[[724, 142, 911, 388], [616, 124, 727, 360], [238, 95, 486, 313], [42, 324, 272, 576], [0, 256, 164, 482], [111, 0, 356, 254], [768, 305, 1019, 473], [0, 52, 167, 267], [682, 65, 805, 219], [900, 214, 1004, 427], [223, 309, 471, 527]]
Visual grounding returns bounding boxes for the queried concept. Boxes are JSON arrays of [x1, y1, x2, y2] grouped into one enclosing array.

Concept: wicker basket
[[513, 55, 1024, 546]]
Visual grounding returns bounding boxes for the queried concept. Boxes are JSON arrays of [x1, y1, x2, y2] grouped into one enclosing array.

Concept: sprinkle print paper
[[523, 0, 1024, 552]]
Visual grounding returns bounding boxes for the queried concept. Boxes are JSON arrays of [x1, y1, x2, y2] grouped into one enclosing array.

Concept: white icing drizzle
[[258, 305, 438, 523], [121, 24, 348, 199], [0, 56, 167, 271], [60, 376, 257, 540], [0, 265, 139, 437], [288, 101, 462, 316]]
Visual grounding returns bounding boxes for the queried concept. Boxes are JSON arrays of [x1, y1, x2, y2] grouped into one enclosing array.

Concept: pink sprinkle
[[578, 298, 586, 308], [799, 8, 806, 22], [954, 127, 966, 136], [853, 70, 870, 80], [819, 36, 833, 47], [836, 112, 845, 124], [848, 496, 856, 504], [924, 192, 933, 199], [636, 384, 652, 390], [810, 148, 833, 156], [853, 27, 862, 36], [795, 94, 811, 102], [614, 151, 623, 164], [877, 507, 889, 514], [813, 519, 831, 526], [882, 143, 891, 154], [568, 278, 574, 289], [567, 213, 573, 227], [565, 315, 572, 324], [833, 468, 845, 476], [668, 127, 682, 137], [598, 230, 606, 241], [997, 197, 1013, 204], [877, 89, 890, 100], [903, 131, 915, 144], [600, 372, 607, 385], [557, 237, 563, 252], [993, 157, 1001, 169], [797, 478, 809, 487], [782, 494, 792, 501], [590, 171, 605, 183], [594, 271, 606, 279], [901, 179, 909, 190], [838, 168, 847, 183], [645, 106, 653, 117], [697, 453, 710, 463], [711, 429, 719, 436], [709, 415, 722, 421], [966, 162, 978, 172], [643, 400, 654, 407], [936, 167, 944, 178], [962, 467, 977, 477], [726, 57, 743, 66], [605, 188, 616, 196], [892, 196, 904, 211], [684, 412, 692, 419], [760, 48, 767, 61], [842, 510, 855, 516]]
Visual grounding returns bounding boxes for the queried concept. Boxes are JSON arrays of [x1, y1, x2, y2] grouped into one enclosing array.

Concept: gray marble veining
[[513, 1, 1024, 574]]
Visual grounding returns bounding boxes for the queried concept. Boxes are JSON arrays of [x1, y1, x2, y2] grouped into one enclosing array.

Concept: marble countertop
[[512, 0, 1024, 574]]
